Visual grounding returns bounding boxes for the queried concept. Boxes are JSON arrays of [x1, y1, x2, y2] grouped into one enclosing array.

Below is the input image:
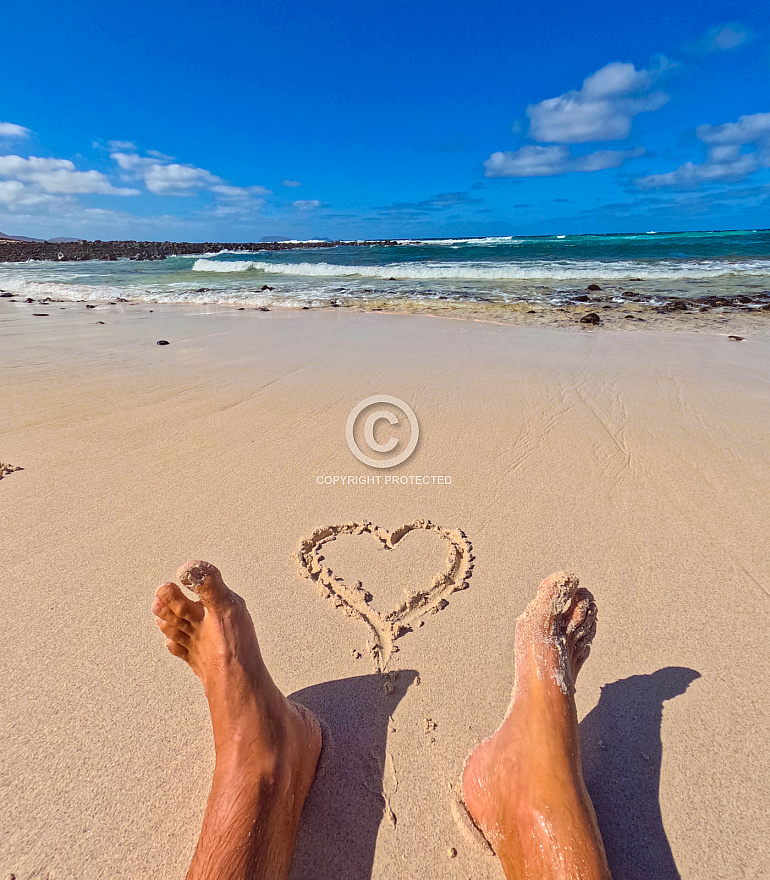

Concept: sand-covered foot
[[462, 572, 611, 880], [152, 561, 321, 880]]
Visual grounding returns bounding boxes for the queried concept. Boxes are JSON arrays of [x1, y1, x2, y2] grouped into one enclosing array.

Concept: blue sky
[[1, 0, 768, 240]]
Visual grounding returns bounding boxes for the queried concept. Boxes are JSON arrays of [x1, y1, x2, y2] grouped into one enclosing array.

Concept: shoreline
[[3, 284, 769, 335]]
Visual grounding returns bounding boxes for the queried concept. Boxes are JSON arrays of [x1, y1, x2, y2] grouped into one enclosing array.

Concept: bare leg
[[151, 561, 321, 880], [463, 572, 612, 880]]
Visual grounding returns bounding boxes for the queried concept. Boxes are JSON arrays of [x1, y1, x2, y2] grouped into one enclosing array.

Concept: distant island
[[0, 236, 397, 262]]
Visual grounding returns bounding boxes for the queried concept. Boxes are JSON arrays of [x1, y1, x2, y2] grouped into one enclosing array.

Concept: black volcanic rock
[[0, 238, 398, 263], [580, 312, 601, 324]]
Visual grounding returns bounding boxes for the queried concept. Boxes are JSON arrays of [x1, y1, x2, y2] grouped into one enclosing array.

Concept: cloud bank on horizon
[[0, 6, 767, 238]]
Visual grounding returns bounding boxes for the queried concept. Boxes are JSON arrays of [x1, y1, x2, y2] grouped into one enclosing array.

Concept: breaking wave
[[192, 257, 770, 281]]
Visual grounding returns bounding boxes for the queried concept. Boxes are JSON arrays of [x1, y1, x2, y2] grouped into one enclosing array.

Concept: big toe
[[519, 571, 581, 633], [177, 560, 231, 607]]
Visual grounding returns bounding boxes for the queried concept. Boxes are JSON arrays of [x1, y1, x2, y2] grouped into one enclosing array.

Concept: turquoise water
[[2, 230, 769, 314]]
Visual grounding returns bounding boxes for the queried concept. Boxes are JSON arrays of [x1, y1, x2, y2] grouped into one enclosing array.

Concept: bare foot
[[462, 572, 611, 880], [152, 561, 321, 880]]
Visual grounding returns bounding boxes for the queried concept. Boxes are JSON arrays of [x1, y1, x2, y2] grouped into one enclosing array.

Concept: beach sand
[[1, 301, 768, 880]]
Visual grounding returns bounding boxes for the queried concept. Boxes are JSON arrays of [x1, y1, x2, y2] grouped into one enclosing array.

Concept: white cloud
[[527, 62, 669, 144], [484, 144, 645, 178], [638, 113, 770, 189], [0, 122, 30, 139], [210, 184, 272, 199], [0, 155, 139, 197], [292, 199, 321, 209], [281, 179, 301, 187], [111, 149, 271, 204], [0, 180, 53, 208], [112, 151, 222, 195], [108, 139, 138, 152], [686, 23, 753, 55]]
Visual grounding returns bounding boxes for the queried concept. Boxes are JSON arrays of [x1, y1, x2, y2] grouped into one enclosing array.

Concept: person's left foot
[[152, 561, 321, 880]]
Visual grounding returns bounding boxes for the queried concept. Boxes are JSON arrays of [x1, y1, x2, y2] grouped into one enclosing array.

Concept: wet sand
[[1, 303, 768, 880]]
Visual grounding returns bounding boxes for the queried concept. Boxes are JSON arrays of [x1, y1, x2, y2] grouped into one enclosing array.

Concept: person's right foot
[[152, 561, 322, 880], [462, 572, 612, 880]]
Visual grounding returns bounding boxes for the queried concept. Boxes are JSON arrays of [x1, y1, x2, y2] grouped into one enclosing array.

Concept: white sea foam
[[192, 257, 770, 281], [394, 236, 522, 246]]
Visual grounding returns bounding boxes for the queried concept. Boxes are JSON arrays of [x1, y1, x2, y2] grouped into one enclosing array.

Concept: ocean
[[2, 230, 769, 324]]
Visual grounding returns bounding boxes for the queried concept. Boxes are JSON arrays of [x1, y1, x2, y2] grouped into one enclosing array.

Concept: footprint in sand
[[295, 519, 473, 672]]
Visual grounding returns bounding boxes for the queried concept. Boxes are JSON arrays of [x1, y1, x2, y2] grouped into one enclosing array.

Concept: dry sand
[[1, 300, 768, 880]]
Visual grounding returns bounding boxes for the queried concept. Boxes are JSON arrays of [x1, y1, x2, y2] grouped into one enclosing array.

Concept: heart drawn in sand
[[295, 520, 473, 671]]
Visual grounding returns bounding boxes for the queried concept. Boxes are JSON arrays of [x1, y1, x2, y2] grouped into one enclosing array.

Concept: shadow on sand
[[289, 670, 418, 880], [580, 666, 701, 880]]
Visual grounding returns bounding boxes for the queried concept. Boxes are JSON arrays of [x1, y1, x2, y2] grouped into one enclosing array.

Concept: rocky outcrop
[[0, 238, 397, 263]]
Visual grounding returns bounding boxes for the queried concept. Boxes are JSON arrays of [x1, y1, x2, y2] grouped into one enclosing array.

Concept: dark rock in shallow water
[[33, 313, 49, 316], [580, 312, 601, 324], [656, 300, 690, 312], [573, 294, 590, 302], [156, 339, 170, 345], [96, 321, 105, 324], [256, 306, 270, 311], [727, 335, 744, 341], [761, 304, 770, 311], [25, 297, 34, 303], [85, 304, 96, 309], [697, 295, 734, 307], [586, 284, 601, 291], [0, 292, 13, 297], [260, 285, 274, 291]]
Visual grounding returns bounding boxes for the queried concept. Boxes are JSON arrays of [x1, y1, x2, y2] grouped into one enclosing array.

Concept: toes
[[165, 638, 189, 661], [155, 616, 192, 647], [177, 560, 232, 608], [154, 581, 204, 623], [518, 571, 580, 634], [163, 609, 195, 635], [566, 587, 596, 636]]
